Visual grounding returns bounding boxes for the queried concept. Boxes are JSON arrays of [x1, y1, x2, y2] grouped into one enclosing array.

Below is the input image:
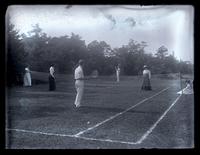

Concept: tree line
[[6, 22, 193, 86]]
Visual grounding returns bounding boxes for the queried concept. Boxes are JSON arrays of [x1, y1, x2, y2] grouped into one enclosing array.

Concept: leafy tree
[[86, 40, 110, 75], [17, 24, 193, 76], [155, 45, 168, 59], [22, 24, 50, 72], [6, 16, 28, 86]]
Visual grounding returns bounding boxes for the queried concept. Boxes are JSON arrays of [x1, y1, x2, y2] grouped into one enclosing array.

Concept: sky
[[6, 5, 194, 63]]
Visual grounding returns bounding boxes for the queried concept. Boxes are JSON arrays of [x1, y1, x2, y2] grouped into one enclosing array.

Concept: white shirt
[[116, 67, 120, 74], [143, 69, 151, 79], [74, 65, 84, 80], [50, 66, 55, 77]]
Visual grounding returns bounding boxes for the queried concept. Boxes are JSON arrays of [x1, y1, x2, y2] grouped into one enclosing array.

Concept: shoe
[[75, 104, 81, 108]]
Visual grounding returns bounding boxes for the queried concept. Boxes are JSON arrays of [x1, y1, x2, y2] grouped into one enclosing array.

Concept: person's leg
[[77, 86, 84, 107], [29, 74, 32, 86], [74, 82, 78, 106], [116, 72, 119, 82], [117, 72, 120, 82], [53, 78, 56, 90], [49, 75, 52, 91], [74, 81, 80, 106], [74, 81, 84, 107], [30, 76, 32, 86]]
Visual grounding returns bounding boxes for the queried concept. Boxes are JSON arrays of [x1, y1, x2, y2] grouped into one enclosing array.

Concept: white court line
[[75, 135, 138, 145], [135, 94, 182, 144], [6, 128, 74, 138], [74, 87, 171, 137], [6, 128, 137, 145], [6, 91, 182, 146]]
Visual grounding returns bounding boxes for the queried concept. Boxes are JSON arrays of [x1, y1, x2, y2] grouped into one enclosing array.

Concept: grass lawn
[[5, 72, 194, 149]]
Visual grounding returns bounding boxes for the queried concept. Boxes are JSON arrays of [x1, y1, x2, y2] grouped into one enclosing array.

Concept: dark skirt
[[49, 75, 56, 91], [141, 75, 152, 90]]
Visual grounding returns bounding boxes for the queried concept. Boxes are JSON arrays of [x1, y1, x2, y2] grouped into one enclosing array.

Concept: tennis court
[[5, 73, 194, 149]]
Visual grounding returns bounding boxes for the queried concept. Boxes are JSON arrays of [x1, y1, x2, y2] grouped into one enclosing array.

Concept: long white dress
[[116, 67, 120, 82], [24, 67, 31, 86], [177, 83, 193, 94]]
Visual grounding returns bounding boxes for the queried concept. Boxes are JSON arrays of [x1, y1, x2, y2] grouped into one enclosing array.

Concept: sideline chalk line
[[135, 94, 182, 144], [74, 87, 171, 137]]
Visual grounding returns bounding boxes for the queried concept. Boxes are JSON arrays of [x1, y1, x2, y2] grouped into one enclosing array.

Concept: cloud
[[104, 14, 116, 29], [65, 5, 73, 9], [125, 17, 136, 28], [97, 8, 116, 30]]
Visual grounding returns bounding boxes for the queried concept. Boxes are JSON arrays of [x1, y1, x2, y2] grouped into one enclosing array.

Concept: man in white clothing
[[74, 60, 85, 108], [115, 64, 120, 82]]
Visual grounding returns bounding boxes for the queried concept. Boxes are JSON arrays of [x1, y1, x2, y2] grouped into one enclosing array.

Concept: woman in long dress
[[141, 65, 152, 90], [23, 67, 32, 86], [115, 64, 120, 82], [49, 65, 56, 91]]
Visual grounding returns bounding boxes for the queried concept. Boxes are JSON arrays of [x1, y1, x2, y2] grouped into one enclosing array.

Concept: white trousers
[[74, 80, 84, 106], [116, 71, 120, 82]]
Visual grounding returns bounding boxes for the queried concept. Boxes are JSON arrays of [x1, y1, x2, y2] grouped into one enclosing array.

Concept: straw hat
[[143, 65, 147, 68]]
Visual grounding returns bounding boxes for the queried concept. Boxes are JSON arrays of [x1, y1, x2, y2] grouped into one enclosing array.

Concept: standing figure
[[23, 66, 32, 86], [115, 64, 120, 82], [91, 70, 99, 78], [49, 65, 56, 91], [141, 65, 152, 90], [74, 60, 85, 108]]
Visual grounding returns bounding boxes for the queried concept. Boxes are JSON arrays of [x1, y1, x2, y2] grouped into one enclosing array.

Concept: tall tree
[[22, 24, 50, 72], [155, 45, 168, 59], [6, 16, 28, 86]]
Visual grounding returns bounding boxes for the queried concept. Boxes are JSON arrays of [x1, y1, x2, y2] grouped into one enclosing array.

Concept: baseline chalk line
[[6, 128, 137, 145], [6, 128, 74, 137]]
